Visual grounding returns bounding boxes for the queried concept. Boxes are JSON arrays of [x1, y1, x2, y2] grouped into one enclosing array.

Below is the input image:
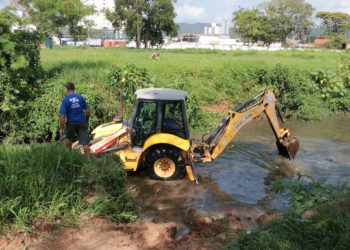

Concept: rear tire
[[145, 146, 186, 181]]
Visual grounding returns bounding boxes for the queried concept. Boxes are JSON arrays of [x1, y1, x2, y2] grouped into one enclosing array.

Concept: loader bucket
[[276, 136, 300, 160]]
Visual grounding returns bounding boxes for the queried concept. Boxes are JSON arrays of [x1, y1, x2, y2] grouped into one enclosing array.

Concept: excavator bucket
[[276, 136, 300, 160]]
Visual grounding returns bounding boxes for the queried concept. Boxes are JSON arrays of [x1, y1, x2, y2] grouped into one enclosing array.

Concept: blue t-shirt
[[59, 93, 88, 123]]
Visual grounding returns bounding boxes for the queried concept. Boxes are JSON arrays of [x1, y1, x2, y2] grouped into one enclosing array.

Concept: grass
[[223, 175, 350, 250], [224, 191, 350, 250], [40, 47, 348, 104], [0, 144, 138, 234]]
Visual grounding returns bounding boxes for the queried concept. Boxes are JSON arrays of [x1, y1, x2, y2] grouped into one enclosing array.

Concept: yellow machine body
[[91, 122, 123, 138], [85, 88, 299, 182], [116, 133, 190, 171]]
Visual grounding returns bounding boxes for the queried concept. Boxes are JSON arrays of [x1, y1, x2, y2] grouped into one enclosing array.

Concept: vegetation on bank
[[225, 176, 350, 249], [2, 47, 350, 142], [0, 144, 138, 234]]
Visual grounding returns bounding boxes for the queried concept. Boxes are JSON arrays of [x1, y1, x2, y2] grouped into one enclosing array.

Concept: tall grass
[[0, 144, 138, 233]]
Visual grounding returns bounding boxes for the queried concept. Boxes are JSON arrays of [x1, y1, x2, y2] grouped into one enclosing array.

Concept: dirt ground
[[0, 219, 219, 250], [1, 159, 277, 250], [0, 205, 276, 250], [202, 101, 231, 113]]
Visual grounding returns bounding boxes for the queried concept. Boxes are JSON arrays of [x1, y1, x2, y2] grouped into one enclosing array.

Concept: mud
[[202, 101, 231, 113]]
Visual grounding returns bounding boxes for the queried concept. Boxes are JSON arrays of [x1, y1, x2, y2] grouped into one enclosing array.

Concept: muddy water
[[127, 117, 350, 222]]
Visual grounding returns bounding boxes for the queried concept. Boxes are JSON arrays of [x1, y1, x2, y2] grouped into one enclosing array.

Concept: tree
[[262, 0, 314, 46], [15, 0, 95, 42], [0, 8, 42, 138], [233, 8, 261, 43], [316, 12, 350, 34], [141, 0, 178, 47], [232, 8, 278, 45], [106, 0, 178, 48], [60, 0, 95, 44]]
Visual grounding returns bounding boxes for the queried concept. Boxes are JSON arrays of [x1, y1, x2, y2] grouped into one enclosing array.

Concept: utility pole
[[135, 0, 142, 49], [224, 19, 227, 35]]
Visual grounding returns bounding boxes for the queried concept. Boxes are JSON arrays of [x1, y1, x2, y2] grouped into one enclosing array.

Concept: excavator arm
[[192, 89, 299, 162]]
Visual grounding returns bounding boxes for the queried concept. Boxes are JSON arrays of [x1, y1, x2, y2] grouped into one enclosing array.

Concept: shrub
[[0, 9, 43, 141], [107, 64, 154, 117], [326, 34, 347, 50], [274, 174, 347, 214], [311, 62, 350, 113], [26, 76, 119, 142], [222, 64, 329, 120]]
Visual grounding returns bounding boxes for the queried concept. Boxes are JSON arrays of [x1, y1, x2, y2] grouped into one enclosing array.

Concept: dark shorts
[[65, 122, 90, 145]]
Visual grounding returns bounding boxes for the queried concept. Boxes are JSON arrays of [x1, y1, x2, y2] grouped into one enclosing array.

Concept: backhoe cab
[[88, 88, 299, 181]]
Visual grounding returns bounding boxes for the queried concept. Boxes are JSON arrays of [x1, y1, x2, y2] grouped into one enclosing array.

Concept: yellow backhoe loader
[[84, 88, 299, 182]]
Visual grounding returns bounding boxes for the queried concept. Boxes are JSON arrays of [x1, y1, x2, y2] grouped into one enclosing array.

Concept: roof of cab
[[135, 88, 188, 101]]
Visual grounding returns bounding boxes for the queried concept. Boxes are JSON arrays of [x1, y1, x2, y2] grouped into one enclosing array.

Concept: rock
[[256, 213, 278, 225], [230, 223, 242, 233], [195, 216, 213, 225], [218, 232, 227, 241], [175, 223, 191, 241], [302, 210, 317, 220]]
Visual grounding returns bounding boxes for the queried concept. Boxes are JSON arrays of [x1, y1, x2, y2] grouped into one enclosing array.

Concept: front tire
[[145, 146, 186, 180]]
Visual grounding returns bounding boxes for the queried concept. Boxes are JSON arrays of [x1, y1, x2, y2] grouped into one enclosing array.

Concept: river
[[127, 117, 350, 221]]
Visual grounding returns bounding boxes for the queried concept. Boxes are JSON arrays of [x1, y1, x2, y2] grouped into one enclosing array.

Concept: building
[[84, 0, 114, 29], [346, 30, 350, 40], [204, 23, 224, 36]]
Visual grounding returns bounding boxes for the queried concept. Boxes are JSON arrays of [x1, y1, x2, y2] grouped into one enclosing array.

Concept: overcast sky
[[174, 0, 350, 24]]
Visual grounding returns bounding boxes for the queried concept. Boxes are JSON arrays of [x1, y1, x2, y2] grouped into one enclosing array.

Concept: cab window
[[162, 102, 186, 138], [133, 101, 157, 146]]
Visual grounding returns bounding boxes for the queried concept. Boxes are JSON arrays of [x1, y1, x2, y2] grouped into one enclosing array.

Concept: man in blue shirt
[[59, 82, 91, 155]]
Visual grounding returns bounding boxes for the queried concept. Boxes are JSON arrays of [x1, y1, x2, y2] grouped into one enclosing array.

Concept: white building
[[204, 23, 224, 36], [84, 0, 114, 29]]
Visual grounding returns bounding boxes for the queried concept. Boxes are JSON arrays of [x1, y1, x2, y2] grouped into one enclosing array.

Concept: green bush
[[311, 61, 350, 113], [274, 174, 347, 214], [221, 64, 329, 120], [225, 177, 350, 250], [326, 34, 347, 50], [0, 144, 138, 233], [0, 9, 43, 141], [107, 64, 154, 117], [25, 76, 119, 142]]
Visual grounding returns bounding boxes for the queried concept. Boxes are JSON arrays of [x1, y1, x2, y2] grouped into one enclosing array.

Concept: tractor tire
[[145, 145, 186, 181]]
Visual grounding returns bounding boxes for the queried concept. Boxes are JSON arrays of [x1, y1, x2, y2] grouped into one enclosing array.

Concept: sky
[[1, 0, 350, 25], [0, 0, 10, 8], [174, 0, 350, 24]]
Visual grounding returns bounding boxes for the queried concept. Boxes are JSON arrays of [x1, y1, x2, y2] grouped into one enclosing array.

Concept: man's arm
[[85, 108, 90, 124]]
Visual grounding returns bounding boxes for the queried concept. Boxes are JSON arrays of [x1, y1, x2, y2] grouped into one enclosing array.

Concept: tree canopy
[[106, 0, 178, 48], [232, 0, 314, 46], [232, 8, 278, 45], [15, 0, 95, 41], [316, 11, 350, 34], [262, 0, 314, 46]]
